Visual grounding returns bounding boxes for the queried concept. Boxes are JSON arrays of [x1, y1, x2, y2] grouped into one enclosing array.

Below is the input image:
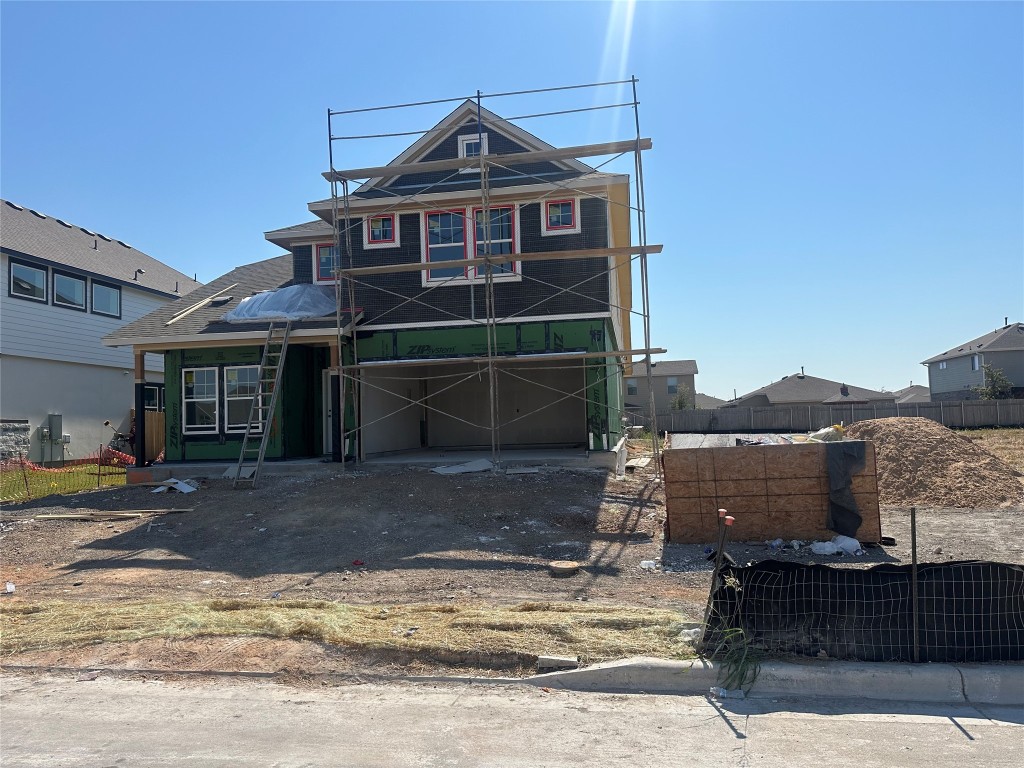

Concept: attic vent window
[[98, 233, 112, 242], [6, 202, 24, 211], [117, 240, 131, 248], [56, 219, 72, 227], [458, 133, 488, 173], [28, 209, 46, 219]]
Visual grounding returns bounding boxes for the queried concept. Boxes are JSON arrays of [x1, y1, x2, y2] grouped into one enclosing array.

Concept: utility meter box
[[47, 414, 62, 443]]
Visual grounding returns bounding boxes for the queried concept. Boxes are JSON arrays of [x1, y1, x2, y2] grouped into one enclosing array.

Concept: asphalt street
[[2, 673, 1021, 767]]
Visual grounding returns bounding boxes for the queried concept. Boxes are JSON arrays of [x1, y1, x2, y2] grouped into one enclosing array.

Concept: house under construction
[[103, 79, 664, 482]]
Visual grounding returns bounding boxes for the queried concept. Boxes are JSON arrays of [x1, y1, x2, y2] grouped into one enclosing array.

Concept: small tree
[[670, 388, 694, 410], [975, 364, 1013, 400]]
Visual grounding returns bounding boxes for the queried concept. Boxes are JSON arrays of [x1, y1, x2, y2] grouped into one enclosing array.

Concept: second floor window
[[473, 206, 515, 276], [364, 214, 398, 248], [317, 244, 341, 281], [9, 261, 46, 302], [53, 272, 86, 310], [541, 198, 581, 236], [626, 379, 638, 396], [667, 377, 679, 395], [972, 355, 980, 371], [425, 210, 467, 281]]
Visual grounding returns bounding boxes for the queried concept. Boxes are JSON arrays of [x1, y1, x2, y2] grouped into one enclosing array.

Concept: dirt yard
[[2, 437, 1022, 676]]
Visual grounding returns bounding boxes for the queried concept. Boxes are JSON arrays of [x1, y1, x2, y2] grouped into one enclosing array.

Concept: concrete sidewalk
[[520, 657, 1024, 705]]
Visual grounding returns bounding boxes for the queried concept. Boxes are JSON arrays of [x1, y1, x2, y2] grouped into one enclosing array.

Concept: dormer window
[[363, 213, 400, 249], [458, 133, 488, 173]]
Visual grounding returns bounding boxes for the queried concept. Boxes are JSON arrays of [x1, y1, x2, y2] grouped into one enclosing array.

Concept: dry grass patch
[[964, 428, 1024, 474], [0, 599, 694, 665]]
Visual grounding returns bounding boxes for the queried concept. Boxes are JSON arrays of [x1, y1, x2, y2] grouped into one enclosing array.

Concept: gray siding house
[[1, 200, 200, 462], [922, 322, 1024, 401], [625, 360, 698, 413]]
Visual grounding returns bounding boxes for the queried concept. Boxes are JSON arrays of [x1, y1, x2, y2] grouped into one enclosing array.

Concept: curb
[[522, 657, 1024, 705]]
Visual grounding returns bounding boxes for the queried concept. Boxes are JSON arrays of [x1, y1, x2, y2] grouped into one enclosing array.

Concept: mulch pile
[[845, 417, 1024, 508]]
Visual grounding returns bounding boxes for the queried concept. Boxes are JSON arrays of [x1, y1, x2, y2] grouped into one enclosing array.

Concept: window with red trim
[[425, 210, 467, 281], [368, 214, 395, 244], [473, 206, 516, 275], [546, 200, 575, 230], [316, 244, 340, 281]]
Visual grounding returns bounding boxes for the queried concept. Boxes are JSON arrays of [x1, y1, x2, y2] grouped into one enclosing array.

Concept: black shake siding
[[291, 198, 609, 325]]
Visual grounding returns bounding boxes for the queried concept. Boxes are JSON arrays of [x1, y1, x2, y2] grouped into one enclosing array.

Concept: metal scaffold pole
[[324, 79, 662, 473]]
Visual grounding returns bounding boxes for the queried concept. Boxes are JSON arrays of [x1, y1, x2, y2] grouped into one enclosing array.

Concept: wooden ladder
[[231, 321, 292, 489]]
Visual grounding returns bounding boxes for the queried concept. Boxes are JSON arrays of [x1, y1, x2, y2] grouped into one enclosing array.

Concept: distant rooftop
[[921, 322, 1024, 364]]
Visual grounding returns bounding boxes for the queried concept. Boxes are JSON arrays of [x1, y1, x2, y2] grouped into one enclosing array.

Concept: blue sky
[[2, 1, 1021, 399]]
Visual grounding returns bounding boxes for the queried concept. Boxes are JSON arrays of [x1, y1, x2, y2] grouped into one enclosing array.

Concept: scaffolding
[[323, 77, 664, 475]]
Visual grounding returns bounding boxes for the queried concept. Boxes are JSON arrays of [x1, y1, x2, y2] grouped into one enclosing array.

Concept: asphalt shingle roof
[[104, 254, 350, 344], [630, 360, 699, 377], [732, 373, 892, 406], [921, 323, 1024, 364], [1, 200, 200, 297], [893, 384, 931, 404]]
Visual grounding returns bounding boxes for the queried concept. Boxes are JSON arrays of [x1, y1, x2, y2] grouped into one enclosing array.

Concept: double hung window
[[316, 244, 341, 281], [225, 366, 263, 433], [183, 368, 219, 434], [473, 206, 515, 276], [425, 210, 467, 281]]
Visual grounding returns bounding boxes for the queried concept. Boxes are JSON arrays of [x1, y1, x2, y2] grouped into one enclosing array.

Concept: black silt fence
[[703, 559, 1024, 662]]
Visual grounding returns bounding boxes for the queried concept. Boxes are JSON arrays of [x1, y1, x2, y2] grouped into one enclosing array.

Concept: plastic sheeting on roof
[[222, 284, 337, 323]]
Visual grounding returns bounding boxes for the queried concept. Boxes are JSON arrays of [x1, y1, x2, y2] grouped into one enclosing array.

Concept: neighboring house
[[104, 101, 640, 462], [723, 372, 896, 409], [893, 384, 930, 404], [624, 360, 698, 413], [695, 392, 726, 409], [1, 200, 200, 462], [921, 322, 1024, 401]]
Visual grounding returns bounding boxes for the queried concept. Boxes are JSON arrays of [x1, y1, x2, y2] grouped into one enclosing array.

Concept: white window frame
[[224, 365, 264, 434], [458, 132, 489, 173], [971, 355, 980, 372], [182, 367, 219, 435], [626, 378, 638, 396], [422, 208, 469, 284], [540, 197, 582, 236], [52, 270, 87, 311], [8, 260, 47, 303], [470, 204, 521, 281], [667, 377, 679, 395], [143, 384, 164, 412], [362, 213, 401, 250], [939, 361, 947, 370], [91, 280, 121, 318]]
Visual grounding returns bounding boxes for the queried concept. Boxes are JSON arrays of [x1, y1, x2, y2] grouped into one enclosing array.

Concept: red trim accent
[[366, 213, 396, 244], [471, 205, 517, 277], [315, 243, 339, 282], [423, 209, 468, 281], [544, 198, 576, 231]]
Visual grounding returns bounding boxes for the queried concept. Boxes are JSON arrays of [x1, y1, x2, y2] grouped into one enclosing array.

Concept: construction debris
[[432, 459, 493, 475], [845, 417, 1023, 507], [152, 479, 199, 494]]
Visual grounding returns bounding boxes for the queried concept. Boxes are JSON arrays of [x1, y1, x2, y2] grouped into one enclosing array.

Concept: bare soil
[[3, 459, 1022, 676]]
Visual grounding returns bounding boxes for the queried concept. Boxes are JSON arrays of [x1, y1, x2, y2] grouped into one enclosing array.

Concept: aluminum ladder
[[231, 321, 291, 489]]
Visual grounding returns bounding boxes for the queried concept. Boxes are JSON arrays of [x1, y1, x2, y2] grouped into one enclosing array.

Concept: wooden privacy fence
[[637, 398, 1024, 434]]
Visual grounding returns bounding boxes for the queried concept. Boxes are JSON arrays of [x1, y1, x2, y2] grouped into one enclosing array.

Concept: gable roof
[[103, 253, 353, 346], [893, 384, 930, 404], [695, 393, 726, 409], [731, 373, 893, 406], [921, 322, 1024, 364], [352, 99, 596, 196], [630, 359, 699, 377], [264, 218, 333, 247], [1, 200, 200, 297]]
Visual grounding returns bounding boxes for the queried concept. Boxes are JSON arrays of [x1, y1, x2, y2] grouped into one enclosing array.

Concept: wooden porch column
[[133, 349, 146, 467]]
